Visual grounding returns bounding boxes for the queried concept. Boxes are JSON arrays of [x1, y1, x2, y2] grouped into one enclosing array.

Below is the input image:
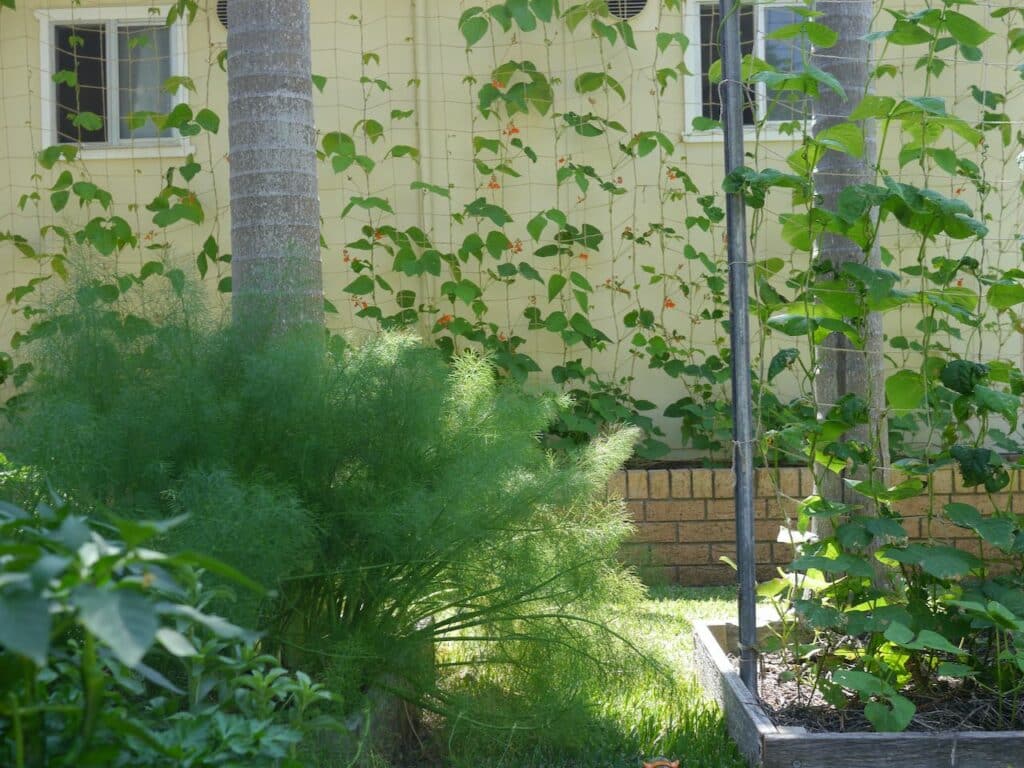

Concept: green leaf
[[527, 212, 548, 241], [944, 11, 993, 47], [529, 0, 554, 22], [944, 503, 1015, 550], [766, 21, 837, 49], [460, 13, 487, 45], [485, 230, 511, 258], [767, 348, 799, 382], [507, 0, 536, 32], [974, 385, 1019, 422], [548, 273, 567, 302], [865, 695, 915, 732], [194, 108, 220, 134], [691, 116, 721, 131], [940, 360, 987, 395], [987, 281, 1024, 310], [0, 592, 51, 665], [885, 370, 926, 411], [343, 275, 375, 295], [883, 543, 980, 579], [73, 587, 158, 667], [410, 181, 450, 198], [155, 627, 197, 657]]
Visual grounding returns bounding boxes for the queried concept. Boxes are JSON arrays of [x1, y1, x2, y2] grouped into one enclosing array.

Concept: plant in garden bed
[[0, 482, 341, 768]]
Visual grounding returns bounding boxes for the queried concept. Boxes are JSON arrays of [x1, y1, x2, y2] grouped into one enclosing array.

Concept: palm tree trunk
[[227, 0, 323, 343], [812, 0, 890, 544]]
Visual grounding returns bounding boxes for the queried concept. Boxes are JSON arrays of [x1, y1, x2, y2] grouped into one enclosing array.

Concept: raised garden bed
[[693, 620, 1024, 768]]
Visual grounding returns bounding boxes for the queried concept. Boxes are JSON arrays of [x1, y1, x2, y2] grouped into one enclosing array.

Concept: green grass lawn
[[407, 586, 746, 768]]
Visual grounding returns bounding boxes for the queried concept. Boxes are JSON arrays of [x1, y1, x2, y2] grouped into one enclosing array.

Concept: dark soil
[[747, 652, 1024, 733]]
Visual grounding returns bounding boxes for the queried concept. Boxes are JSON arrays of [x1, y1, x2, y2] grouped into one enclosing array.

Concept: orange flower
[[664, 297, 676, 309], [487, 175, 500, 190], [578, 252, 589, 261], [438, 313, 453, 326], [615, 176, 623, 184], [667, 170, 677, 180], [342, 249, 351, 263], [558, 156, 566, 164], [504, 122, 520, 136], [498, 332, 507, 342], [373, 229, 383, 241], [511, 239, 523, 254], [956, 278, 964, 287], [492, 79, 504, 89]]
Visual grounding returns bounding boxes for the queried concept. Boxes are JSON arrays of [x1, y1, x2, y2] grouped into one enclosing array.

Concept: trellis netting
[[0, 0, 1022, 462]]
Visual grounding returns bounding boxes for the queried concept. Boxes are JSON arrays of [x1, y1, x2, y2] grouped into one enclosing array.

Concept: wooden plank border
[[693, 620, 1024, 768]]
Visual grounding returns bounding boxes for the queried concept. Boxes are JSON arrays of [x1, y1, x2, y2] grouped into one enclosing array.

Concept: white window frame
[[682, 0, 807, 143], [35, 5, 191, 159]]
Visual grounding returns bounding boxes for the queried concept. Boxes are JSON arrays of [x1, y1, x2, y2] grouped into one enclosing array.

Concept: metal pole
[[718, 0, 757, 694]]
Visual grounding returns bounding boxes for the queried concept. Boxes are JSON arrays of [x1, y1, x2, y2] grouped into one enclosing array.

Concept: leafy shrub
[[762, 358, 1024, 732], [0, 490, 339, 768], [4, 273, 650, 749]]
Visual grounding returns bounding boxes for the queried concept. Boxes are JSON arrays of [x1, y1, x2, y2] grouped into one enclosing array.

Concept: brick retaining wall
[[610, 466, 1019, 586]]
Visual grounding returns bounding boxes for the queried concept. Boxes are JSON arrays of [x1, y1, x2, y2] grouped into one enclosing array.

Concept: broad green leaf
[[885, 370, 925, 411], [0, 592, 51, 665], [343, 275, 375, 295], [73, 587, 158, 667], [864, 695, 915, 732], [987, 281, 1024, 310], [944, 11, 993, 47], [944, 502, 1015, 550], [548, 273, 567, 302], [767, 348, 799, 382]]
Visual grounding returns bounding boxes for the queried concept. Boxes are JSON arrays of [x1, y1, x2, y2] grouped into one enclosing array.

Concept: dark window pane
[[699, 3, 755, 125], [55, 24, 107, 144]]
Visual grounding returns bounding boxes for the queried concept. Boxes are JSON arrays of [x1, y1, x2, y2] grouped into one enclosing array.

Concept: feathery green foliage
[[4, 267, 651, 751]]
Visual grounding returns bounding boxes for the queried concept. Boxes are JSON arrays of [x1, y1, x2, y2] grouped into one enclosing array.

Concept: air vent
[[607, 0, 647, 20], [216, 0, 228, 29]]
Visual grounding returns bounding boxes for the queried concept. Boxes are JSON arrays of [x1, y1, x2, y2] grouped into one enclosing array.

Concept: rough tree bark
[[811, 0, 890, 541], [227, 0, 323, 343]]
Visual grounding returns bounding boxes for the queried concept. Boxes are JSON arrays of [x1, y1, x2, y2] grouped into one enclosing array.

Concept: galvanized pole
[[718, 0, 757, 693]]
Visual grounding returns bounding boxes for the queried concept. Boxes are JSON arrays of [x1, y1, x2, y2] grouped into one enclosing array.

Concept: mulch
[[749, 652, 1024, 733]]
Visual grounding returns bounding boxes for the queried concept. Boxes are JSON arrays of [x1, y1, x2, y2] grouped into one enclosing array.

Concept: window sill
[[71, 142, 194, 161], [681, 127, 802, 144]]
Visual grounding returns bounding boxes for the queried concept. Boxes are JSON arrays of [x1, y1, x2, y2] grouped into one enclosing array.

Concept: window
[[684, 1, 810, 136], [607, 0, 648, 20], [36, 6, 188, 156]]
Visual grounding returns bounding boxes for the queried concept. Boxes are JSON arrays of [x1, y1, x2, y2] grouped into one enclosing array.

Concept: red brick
[[756, 469, 776, 497], [671, 469, 691, 499], [778, 467, 803, 497], [637, 565, 678, 585], [631, 522, 677, 544], [706, 499, 737, 520], [710, 542, 774, 564], [648, 469, 670, 499], [679, 519, 779, 543], [676, 564, 734, 586], [691, 469, 713, 498], [771, 541, 795, 564], [659, 543, 711, 565], [713, 469, 735, 498], [627, 469, 648, 499], [930, 469, 954, 494], [646, 499, 705, 521]]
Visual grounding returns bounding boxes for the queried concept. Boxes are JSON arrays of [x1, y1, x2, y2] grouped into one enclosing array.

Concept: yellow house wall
[[0, 0, 1021, 454]]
